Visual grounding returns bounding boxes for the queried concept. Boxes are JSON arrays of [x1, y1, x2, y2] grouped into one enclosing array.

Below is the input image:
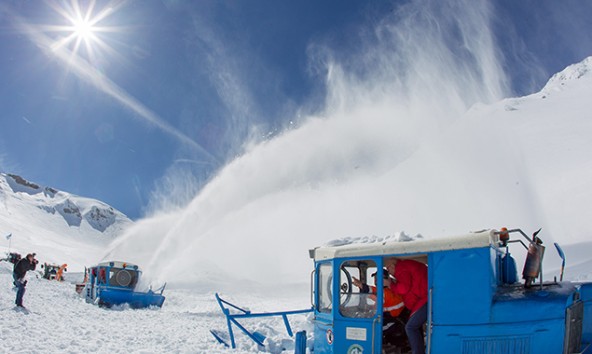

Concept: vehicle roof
[[95, 261, 140, 269], [311, 229, 499, 261]]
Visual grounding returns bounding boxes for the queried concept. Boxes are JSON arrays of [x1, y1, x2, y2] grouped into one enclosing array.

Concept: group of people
[[353, 258, 428, 354], [12, 252, 38, 309]]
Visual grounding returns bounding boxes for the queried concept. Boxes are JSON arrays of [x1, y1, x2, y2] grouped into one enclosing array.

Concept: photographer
[[13, 253, 38, 308]]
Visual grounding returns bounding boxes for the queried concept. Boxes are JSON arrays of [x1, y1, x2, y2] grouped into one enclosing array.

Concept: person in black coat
[[13, 253, 38, 308]]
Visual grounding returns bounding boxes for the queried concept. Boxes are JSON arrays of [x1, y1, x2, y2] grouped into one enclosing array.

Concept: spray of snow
[[103, 0, 592, 292]]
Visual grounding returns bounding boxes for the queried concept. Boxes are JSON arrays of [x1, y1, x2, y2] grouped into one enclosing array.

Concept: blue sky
[[1, 0, 591, 220]]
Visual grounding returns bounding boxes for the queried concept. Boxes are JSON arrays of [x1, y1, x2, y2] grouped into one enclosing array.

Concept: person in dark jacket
[[13, 253, 38, 308]]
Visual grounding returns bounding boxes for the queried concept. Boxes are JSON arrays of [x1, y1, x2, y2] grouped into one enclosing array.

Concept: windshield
[[339, 260, 377, 318]]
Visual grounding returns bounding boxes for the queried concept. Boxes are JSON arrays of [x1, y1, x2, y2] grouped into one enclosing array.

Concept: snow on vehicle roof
[[311, 229, 499, 261]]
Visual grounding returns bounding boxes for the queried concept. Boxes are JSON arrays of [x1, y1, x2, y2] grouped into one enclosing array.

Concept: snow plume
[[320, 0, 506, 120], [104, 0, 592, 292]]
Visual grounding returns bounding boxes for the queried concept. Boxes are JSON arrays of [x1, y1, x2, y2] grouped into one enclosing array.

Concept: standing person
[[56, 263, 67, 281], [13, 253, 38, 308], [386, 258, 428, 354]]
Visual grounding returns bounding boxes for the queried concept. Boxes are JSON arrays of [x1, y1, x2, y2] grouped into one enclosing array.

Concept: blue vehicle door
[[333, 259, 383, 354]]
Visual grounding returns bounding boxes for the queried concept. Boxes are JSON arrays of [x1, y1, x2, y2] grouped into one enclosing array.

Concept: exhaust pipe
[[522, 229, 545, 288]]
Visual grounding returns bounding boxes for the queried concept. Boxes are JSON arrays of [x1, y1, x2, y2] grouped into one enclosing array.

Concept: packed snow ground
[[0, 262, 313, 353]]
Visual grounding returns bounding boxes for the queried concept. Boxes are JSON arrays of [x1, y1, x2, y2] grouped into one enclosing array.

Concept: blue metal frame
[[212, 293, 313, 349]]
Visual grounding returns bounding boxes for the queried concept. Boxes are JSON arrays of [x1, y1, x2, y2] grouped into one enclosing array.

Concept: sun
[[41, 0, 120, 62], [71, 17, 96, 42]]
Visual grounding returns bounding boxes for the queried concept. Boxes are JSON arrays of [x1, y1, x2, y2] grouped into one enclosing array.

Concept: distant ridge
[[2, 173, 131, 233], [0, 172, 133, 269]]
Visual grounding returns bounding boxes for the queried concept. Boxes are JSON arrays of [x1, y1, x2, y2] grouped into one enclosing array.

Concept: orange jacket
[[370, 285, 405, 318], [56, 264, 67, 281]]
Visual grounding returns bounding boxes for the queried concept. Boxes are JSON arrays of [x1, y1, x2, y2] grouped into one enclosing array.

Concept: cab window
[[339, 260, 377, 318], [318, 263, 332, 313]]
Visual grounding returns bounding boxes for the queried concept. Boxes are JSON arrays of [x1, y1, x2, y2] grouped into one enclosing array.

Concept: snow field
[[0, 263, 312, 354]]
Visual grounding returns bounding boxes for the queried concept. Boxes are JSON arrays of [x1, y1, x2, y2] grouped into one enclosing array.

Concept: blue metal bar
[[215, 293, 251, 314], [229, 308, 312, 319], [210, 330, 229, 347], [282, 314, 293, 337], [295, 331, 307, 354], [230, 317, 265, 347], [227, 312, 236, 348]]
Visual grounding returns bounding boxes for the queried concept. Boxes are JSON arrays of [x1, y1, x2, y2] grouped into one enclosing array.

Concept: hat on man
[[372, 268, 390, 279]]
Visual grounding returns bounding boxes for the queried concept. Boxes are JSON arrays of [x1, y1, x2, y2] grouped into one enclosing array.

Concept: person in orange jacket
[[386, 258, 428, 354], [353, 268, 409, 348], [56, 264, 67, 281]]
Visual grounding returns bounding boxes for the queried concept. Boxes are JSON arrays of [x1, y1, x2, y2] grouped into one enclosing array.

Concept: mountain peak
[[542, 56, 592, 92], [1, 172, 132, 235]]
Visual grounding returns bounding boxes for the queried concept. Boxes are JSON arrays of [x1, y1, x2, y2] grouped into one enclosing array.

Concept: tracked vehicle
[[307, 228, 592, 354], [83, 261, 165, 309]]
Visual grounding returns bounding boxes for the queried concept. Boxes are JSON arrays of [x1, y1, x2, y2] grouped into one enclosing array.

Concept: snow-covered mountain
[[0, 173, 132, 270]]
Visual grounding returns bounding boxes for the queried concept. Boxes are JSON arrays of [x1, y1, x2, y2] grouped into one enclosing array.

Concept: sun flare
[[71, 17, 96, 42], [41, 0, 120, 62]]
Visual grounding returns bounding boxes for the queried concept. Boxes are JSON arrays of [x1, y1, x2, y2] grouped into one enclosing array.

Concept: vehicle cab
[[309, 228, 592, 354]]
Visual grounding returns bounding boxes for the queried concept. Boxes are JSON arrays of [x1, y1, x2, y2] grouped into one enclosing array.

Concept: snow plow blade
[[99, 288, 165, 308]]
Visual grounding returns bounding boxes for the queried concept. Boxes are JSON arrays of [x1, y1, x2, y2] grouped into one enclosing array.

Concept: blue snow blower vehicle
[[214, 227, 592, 354], [83, 261, 166, 309]]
